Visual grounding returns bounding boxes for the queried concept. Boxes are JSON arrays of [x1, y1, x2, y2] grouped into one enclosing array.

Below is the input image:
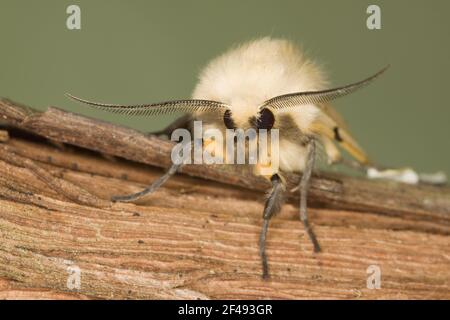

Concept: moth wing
[[312, 102, 370, 165]]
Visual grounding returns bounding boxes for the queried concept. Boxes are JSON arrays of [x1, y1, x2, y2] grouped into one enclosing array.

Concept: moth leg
[[259, 173, 286, 279], [299, 140, 321, 253], [112, 163, 182, 202]]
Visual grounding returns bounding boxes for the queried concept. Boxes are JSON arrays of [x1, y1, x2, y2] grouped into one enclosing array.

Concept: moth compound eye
[[257, 108, 275, 130], [223, 110, 235, 129]]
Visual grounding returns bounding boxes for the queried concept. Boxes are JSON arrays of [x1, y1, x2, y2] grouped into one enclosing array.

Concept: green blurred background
[[0, 0, 449, 174]]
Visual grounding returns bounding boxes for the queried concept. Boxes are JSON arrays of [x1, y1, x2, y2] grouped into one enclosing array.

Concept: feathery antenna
[[66, 93, 230, 116], [261, 65, 390, 110]]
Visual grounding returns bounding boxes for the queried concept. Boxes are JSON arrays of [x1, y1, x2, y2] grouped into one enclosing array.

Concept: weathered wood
[[0, 130, 8, 143], [0, 98, 449, 299]]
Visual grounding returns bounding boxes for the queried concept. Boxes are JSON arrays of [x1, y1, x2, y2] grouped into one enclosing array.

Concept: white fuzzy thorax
[[192, 37, 327, 173]]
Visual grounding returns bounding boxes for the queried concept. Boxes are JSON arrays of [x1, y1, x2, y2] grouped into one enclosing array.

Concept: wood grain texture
[[0, 98, 449, 299]]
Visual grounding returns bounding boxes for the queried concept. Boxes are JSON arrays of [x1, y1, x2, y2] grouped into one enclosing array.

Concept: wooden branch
[[0, 98, 449, 299], [1, 99, 449, 222]]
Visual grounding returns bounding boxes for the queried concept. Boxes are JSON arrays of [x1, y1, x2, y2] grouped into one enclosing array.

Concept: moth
[[68, 37, 389, 279]]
